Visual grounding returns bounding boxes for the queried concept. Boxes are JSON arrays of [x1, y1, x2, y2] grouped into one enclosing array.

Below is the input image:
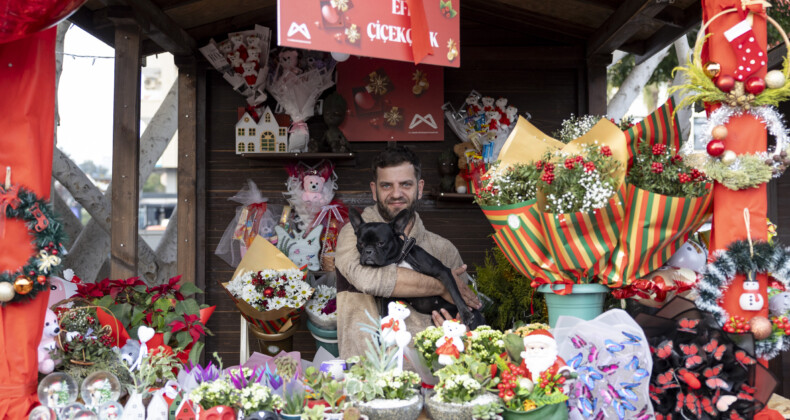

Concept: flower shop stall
[[7, 0, 790, 418]]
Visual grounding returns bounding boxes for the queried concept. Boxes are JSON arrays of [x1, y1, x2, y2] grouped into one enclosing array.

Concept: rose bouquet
[[76, 276, 214, 364], [305, 284, 337, 330]]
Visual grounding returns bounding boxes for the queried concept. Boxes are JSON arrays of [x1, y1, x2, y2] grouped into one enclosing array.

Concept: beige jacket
[[335, 206, 465, 368]]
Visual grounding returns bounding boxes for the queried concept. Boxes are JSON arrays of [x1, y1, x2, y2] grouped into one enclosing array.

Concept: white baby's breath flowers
[[226, 268, 312, 311]]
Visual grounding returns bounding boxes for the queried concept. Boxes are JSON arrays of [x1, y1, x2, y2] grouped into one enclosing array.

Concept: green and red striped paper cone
[[538, 185, 626, 284], [624, 97, 681, 167], [601, 183, 712, 288]]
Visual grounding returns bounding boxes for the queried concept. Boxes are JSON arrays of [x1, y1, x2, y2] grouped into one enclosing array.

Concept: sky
[[57, 25, 116, 171]]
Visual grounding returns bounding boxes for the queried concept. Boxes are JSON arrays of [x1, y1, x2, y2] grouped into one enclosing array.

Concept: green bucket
[[306, 319, 339, 357], [502, 403, 569, 420], [538, 283, 609, 327]]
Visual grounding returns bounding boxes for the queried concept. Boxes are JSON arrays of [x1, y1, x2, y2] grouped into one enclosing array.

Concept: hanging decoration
[[0, 184, 65, 304], [694, 239, 790, 360], [680, 105, 790, 190]]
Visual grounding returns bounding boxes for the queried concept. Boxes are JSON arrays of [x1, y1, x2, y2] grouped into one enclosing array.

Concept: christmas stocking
[[725, 19, 766, 82]]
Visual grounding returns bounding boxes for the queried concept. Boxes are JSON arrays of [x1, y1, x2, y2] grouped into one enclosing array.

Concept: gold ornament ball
[[0, 282, 14, 302], [704, 62, 722, 79], [721, 150, 737, 164], [765, 70, 786, 89], [14, 275, 33, 295], [750, 316, 773, 340], [711, 125, 728, 140]]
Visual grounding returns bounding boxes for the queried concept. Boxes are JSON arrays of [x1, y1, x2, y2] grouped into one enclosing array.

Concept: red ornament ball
[[745, 77, 766, 95], [354, 90, 375, 110], [707, 139, 725, 157], [716, 75, 736, 93], [321, 5, 340, 24], [263, 287, 275, 298]]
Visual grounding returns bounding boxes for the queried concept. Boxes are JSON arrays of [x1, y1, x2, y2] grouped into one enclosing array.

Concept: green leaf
[[110, 303, 133, 330], [188, 341, 204, 365], [176, 331, 190, 348], [96, 295, 114, 309], [176, 299, 200, 316], [162, 331, 172, 346], [504, 333, 524, 364], [179, 282, 202, 296]]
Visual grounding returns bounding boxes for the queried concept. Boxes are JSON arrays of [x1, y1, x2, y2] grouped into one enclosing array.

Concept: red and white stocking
[[725, 19, 766, 82]]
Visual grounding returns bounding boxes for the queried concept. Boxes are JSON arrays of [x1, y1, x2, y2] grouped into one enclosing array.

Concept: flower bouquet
[[415, 325, 505, 375], [266, 49, 336, 152], [188, 364, 285, 418], [221, 235, 313, 336], [76, 276, 214, 365], [305, 284, 338, 330]]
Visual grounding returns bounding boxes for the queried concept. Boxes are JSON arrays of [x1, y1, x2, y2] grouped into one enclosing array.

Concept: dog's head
[[349, 208, 410, 266]]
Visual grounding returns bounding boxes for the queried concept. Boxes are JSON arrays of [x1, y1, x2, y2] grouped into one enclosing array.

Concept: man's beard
[[376, 191, 419, 221], [524, 351, 557, 381]]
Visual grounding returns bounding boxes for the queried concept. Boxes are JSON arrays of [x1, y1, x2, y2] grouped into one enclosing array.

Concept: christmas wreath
[[0, 184, 66, 305], [694, 240, 790, 360]]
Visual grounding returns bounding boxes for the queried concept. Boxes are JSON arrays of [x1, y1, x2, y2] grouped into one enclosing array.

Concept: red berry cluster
[[583, 162, 596, 173], [541, 163, 556, 184], [537, 370, 565, 395], [772, 316, 790, 335], [723, 315, 752, 334], [564, 158, 576, 170], [651, 162, 664, 174], [601, 146, 613, 157], [690, 169, 704, 180], [671, 155, 683, 164], [535, 160, 544, 170], [678, 173, 692, 184], [441, 6, 453, 17], [497, 363, 527, 402], [652, 144, 667, 156]]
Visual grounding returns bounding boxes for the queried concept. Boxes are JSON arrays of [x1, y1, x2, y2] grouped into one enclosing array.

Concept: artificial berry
[[678, 173, 691, 184], [564, 159, 576, 169], [672, 155, 683, 163], [584, 162, 596, 173], [575, 156, 584, 163], [543, 163, 555, 172], [651, 162, 664, 174], [535, 161, 543, 170], [52, 250, 58, 255], [601, 146, 612, 156], [652, 144, 667, 155]]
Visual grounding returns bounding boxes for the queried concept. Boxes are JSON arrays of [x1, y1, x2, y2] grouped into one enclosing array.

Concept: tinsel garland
[[694, 240, 790, 360], [0, 185, 66, 304], [680, 105, 790, 189]]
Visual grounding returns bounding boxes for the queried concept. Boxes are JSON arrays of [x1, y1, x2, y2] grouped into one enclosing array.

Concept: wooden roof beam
[[122, 0, 196, 56], [587, 0, 669, 56], [463, 0, 594, 42], [68, 7, 116, 48], [630, 6, 701, 64]]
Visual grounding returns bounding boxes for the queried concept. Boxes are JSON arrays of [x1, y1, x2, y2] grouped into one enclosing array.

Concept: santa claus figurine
[[520, 329, 572, 382]]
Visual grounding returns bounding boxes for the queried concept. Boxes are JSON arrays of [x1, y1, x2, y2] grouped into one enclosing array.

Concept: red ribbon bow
[[530, 277, 576, 295], [381, 318, 400, 332]]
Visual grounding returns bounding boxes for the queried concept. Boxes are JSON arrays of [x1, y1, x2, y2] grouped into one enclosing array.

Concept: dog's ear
[[391, 209, 410, 235], [349, 208, 363, 232]]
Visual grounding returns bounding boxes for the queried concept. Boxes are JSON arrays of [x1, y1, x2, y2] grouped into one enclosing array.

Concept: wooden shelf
[[240, 152, 356, 167], [436, 192, 475, 201]]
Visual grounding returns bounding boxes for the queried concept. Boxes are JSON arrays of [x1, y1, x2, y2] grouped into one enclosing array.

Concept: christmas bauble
[[0, 0, 87, 44], [321, 5, 340, 24], [704, 62, 722, 79], [28, 405, 57, 420], [721, 150, 737, 165], [330, 51, 349, 62], [354, 90, 375, 110], [749, 316, 773, 340], [14, 275, 33, 295], [766, 70, 786, 89], [716, 75, 736, 93], [707, 139, 725, 157], [0, 282, 14, 302], [80, 371, 121, 409], [711, 125, 728, 140], [745, 77, 766, 95]]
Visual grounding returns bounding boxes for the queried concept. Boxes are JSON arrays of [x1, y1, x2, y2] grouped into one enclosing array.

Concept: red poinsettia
[[169, 313, 205, 344], [76, 281, 107, 298], [149, 275, 185, 302], [108, 277, 146, 298]]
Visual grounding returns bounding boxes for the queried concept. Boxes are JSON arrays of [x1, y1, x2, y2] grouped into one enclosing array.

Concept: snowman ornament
[[380, 301, 412, 370], [740, 272, 765, 311]]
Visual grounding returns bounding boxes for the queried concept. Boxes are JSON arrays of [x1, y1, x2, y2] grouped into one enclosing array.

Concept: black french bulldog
[[349, 208, 485, 330]]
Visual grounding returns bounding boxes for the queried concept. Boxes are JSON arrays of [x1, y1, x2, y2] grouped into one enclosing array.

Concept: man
[[335, 145, 482, 363]]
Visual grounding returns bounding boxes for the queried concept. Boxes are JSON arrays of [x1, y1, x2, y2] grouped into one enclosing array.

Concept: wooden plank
[[463, 0, 594, 41], [177, 57, 198, 283], [68, 7, 115, 48], [163, 0, 276, 30], [631, 6, 701, 64], [586, 55, 609, 115], [123, 0, 197, 55], [587, 0, 668, 56], [110, 22, 142, 279], [196, 64, 208, 297]]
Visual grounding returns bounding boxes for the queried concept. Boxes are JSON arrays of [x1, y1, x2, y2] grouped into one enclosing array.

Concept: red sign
[[337, 57, 444, 141], [277, 0, 461, 67]]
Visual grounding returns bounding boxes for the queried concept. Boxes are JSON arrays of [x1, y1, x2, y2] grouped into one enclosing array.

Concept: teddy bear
[[242, 62, 258, 86], [38, 308, 60, 374], [495, 97, 508, 115], [501, 105, 518, 127], [302, 173, 326, 204], [453, 140, 480, 193], [247, 46, 261, 71], [218, 39, 232, 56], [229, 33, 247, 59], [485, 110, 501, 134], [227, 51, 244, 74], [481, 96, 495, 112], [381, 301, 412, 370], [279, 49, 301, 75], [465, 93, 481, 115], [435, 319, 467, 366]]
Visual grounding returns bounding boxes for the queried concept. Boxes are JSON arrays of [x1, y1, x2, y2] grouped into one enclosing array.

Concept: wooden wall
[[200, 43, 592, 365]]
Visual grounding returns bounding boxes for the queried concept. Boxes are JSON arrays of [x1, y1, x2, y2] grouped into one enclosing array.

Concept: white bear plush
[[465, 94, 481, 115], [227, 51, 244, 72], [38, 308, 60, 374], [503, 105, 518, 127], [495, 97, 508, 113], [381, 301, 412, 370], [435, 319, 467, 366], [217, 39, 232, 55], [481, 96, 495, 112], [485, 110, 501, 134], [242, 62, 258, 86], [246, 34, 260, 49], [229, 33, 245, 51]]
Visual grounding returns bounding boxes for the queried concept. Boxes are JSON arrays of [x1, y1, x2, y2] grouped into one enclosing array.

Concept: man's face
[[370, 162, 424, 221]]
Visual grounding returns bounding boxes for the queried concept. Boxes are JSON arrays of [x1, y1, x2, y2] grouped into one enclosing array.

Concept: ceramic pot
[[278, 413, 302, 420], [501, 403, 568, 420], [200, 405, 236, 420], [424, 393, 498, 420], [355, 394, 423, 420], [538, 283, 609, 327]]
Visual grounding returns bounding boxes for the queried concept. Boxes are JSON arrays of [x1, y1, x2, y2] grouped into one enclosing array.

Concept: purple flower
[[229, 366, 266, 390], [321, 298, 337, 315], [185, 361, 220, 383]]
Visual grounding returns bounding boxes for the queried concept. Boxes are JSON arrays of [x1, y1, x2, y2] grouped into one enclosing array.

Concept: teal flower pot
[[538, 283, 609, 327], [306, 319, 339, 357]]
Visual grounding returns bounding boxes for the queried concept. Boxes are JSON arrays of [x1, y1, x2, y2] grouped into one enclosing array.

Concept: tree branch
[[606, 44, 672, 121]]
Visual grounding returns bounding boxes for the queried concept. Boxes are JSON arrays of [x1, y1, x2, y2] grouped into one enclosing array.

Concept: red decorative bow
[[530, 277, 576, 295], [381, 318, 400, 332], [719, 0, 767, 19]]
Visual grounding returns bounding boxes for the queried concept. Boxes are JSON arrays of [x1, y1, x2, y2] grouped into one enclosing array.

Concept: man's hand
[[432, 308, 459, 327], [440, 264, 482, 310]]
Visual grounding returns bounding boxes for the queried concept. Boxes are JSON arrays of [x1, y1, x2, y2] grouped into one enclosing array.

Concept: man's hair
[[371, 145, 422, 180]]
